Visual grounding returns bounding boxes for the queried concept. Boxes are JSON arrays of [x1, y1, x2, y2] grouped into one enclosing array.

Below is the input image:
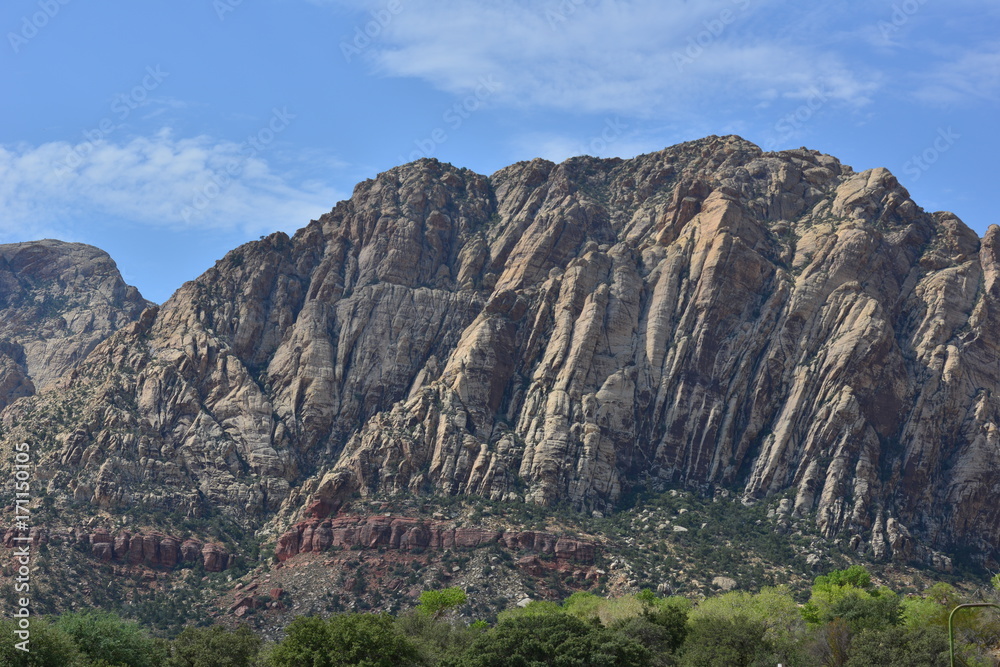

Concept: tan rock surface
[[0, 240, 150, 409], [3, 136, 1000, 568]]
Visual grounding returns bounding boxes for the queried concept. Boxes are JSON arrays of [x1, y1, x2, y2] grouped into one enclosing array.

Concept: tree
[[267, 613, 422, 667], [497, 600, 563, 623], [679, 614, 775, 667], [266, 616, 329, 667], [445, 613, 651, 667], [826, 590, 902, 633], [640, 597, 691, 655], [610, 616, 682, 667], [396, 609, 485, 666], [418, 587, 468, 620], [166, 624, 261, 667], [901, 582, 963, 629], [686, 586, 805, 662], [53, 610, 167, 667], [844, 625, 949, 667], [801, 565, 898, 631], [0, 616, 83, 667], [817, 565, 872, 590], [562, 591, 604, 621]]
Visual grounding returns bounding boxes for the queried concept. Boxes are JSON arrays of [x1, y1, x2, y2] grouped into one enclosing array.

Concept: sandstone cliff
[[0, 240, 150, 410], [273, 514, 595, 565], [2, 136, 998, 568]]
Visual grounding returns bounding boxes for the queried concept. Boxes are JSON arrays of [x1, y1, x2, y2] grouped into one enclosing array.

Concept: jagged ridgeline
[[2, 135, 999, 569]]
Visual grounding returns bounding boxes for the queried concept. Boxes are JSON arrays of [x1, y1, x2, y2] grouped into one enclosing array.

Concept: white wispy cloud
[[0, 130, 344, 240], [913, 46, 1000, 105], [329, 0, 881, 116]]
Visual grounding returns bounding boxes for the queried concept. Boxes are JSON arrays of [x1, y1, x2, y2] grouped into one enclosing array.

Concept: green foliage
[[165, 624, 261, 667], [444, 613, 651, 667], [815, 565, 872, 590], [418, 587, 468, 620], [609, 616, 682, 667], [685, 587, 806, 665], [562, 591, 604, 620], [10, 563, 1000, 666], [395, 610, 485, 665], [690, 587, 805, 644], [53, 610, 167, 667], [903, 583, 1000, 664], [636, 589, 657, 606], [641, 597, 691, 654], [802, 565, 898, 631], [826, 589, 902, 633], [267, 613, 421, 667], [902, 582, 963, 628], [0, 616, 83, 667], [678, 614, 776, 667], [843, 625, 949, 667], [265, 616, 328, 666], [594, 597, 649, 626], [497, 600, 563, 623]]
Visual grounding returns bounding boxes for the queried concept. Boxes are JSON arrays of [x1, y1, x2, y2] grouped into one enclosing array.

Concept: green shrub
[[266, 613, 421, 667], [0, 616, 83, 667], [166, 624, 261, 667], [445, 614, 651, 667], [844, 625, 949, 667], [53, 610, 167, 667]]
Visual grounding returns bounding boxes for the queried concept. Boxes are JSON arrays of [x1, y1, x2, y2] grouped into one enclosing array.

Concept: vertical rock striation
[[3, 136, 999, 566], [0, 240, 150, 410]]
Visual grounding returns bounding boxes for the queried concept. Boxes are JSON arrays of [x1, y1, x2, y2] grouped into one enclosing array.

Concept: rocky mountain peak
[[2, 136, 999, 575], [0, 239, 150, 410]]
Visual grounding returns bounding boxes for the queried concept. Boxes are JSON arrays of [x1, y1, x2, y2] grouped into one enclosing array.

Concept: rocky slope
[[0, 240, 150, 410], [1, 524, 232, 571], [2, 135, 999, 576], [273, 514, 596, 564]]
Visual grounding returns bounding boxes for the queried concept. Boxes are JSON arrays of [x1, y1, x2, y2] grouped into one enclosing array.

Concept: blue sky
[[1, 0, 997, 303]]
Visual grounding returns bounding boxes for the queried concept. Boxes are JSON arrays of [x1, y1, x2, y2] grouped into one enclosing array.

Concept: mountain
[[0, 240, 150, 411], [2, 136, 999, 622]]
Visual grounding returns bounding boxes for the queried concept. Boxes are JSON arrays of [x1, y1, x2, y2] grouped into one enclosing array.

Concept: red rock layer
[[274, 514, 596, 563], [1, 526, 232, 572]]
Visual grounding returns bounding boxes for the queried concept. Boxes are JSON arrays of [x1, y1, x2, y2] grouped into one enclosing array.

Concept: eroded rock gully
[[3, 135, 999, 570]]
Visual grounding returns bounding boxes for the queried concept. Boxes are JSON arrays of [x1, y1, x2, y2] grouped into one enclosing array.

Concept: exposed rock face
[[3, 136, 1000, 567], [0, 240, 150, 410], [273, 515, 596, 563], [0, 526, 232, 571]]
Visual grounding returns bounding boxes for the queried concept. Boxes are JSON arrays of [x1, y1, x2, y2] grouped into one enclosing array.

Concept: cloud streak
[[913, 45, 1000, 105], [332, 0, 881, 117], [0, 130, 343, 240]]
